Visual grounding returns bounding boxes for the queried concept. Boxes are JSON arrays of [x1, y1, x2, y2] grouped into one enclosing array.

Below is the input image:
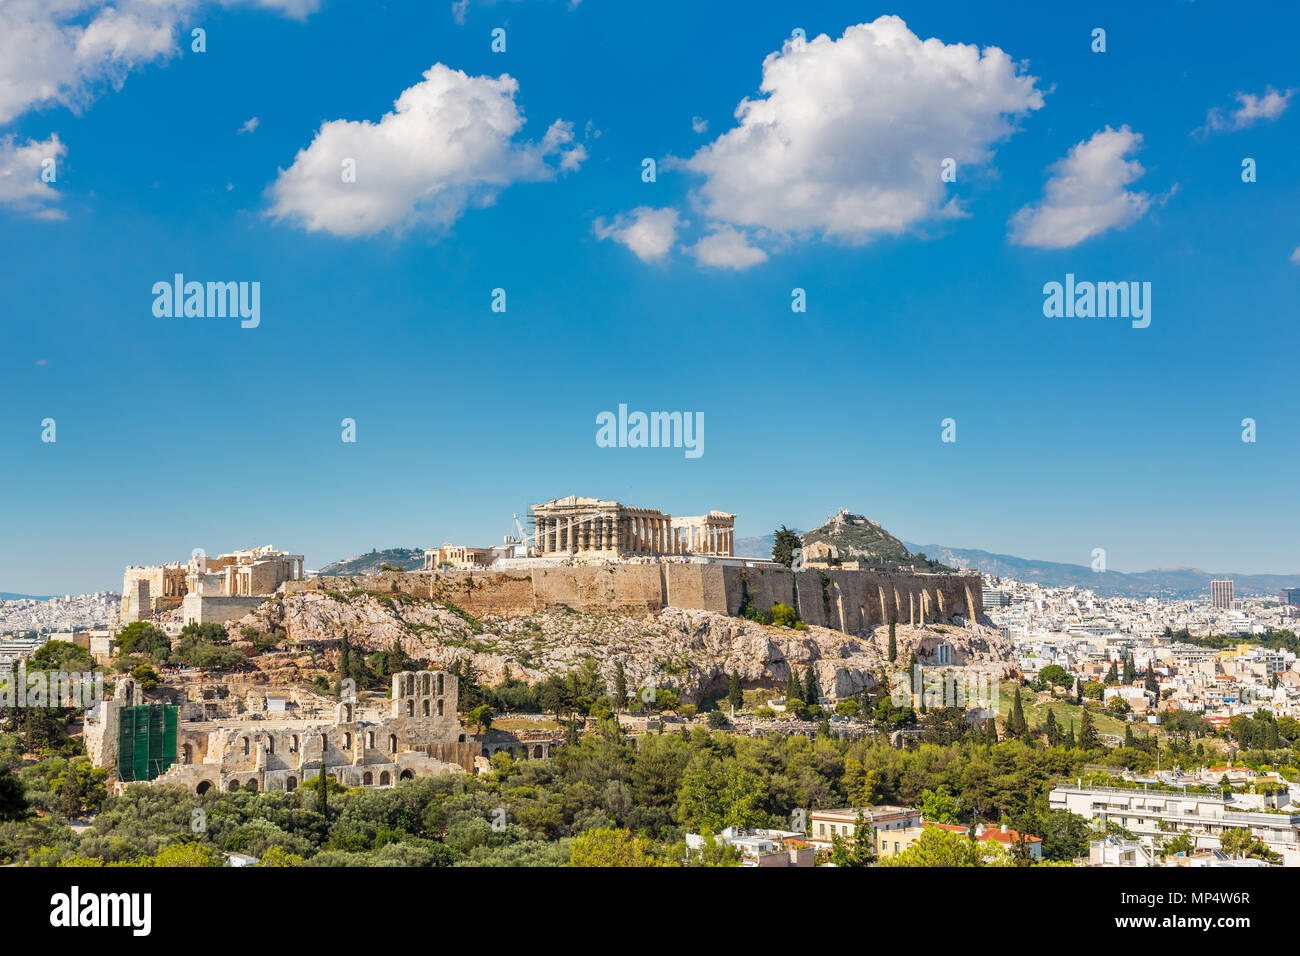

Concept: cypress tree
[[1064, 721, 1076, 749], [887, 619, 897, 663], [1123, 655, 1136, 684], [337, 632, 350, 693], [1010, 687, 1028, 738], [1105, 661, 1118, 685], [1044, 709, 1059, 746], [614, 660, 627, 712], [728, 670, 743, 711], [786, 668, 802, 702], [804, 667, 819, 705], [1144, 668, 1158, 693], [1080, 709, 1098, 749]]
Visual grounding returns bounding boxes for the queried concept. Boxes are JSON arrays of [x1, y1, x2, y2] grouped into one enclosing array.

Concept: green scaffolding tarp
[[116, 704, 178, 782]]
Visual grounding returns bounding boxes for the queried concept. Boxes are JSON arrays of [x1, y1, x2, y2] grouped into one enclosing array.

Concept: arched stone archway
[[379, 771, 391, 786], [399, 769, 414, 781], [363, 771, 373, 785], [196, 780, 213, 795]]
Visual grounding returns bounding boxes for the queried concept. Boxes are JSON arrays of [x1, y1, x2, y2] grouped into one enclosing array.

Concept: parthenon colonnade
[[529, 496, 734, 559]]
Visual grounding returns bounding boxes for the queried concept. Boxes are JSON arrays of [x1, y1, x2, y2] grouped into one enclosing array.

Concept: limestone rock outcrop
[[235, 591, 1011, 705]]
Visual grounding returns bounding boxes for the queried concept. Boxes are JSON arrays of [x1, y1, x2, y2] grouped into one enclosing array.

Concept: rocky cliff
[[235, 590, 1011, 705]]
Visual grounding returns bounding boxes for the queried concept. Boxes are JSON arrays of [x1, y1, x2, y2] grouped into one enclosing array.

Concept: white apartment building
[[1051, 784, 1300, 865]]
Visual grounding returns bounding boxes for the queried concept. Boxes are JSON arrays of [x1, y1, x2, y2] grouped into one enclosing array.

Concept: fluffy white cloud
[[682, 16, 1044, 246], [1290, 245, 1300, 265], [688, 226, 768, 269], [1198, 87, 1295, 136], [594, 206, 680, 261], [691, 115, 708, 134], [268, 64, 585, 236], [1008, 126, 1152, 250], [0, 133, 68, 218], [0, 1, 317, 126], [238, 116, 260, 135]]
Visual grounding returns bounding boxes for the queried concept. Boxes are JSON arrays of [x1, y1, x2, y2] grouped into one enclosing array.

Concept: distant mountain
[[904, 542, 1300, 600], [0, 593, 50, 601], [733, 530, 799, 560], [316, 548, 426, 576]]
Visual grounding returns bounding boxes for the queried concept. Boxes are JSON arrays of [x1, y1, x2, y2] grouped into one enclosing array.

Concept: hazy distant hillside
[[733, 530, 798, 560], [315, 548, 425, 576], [905, 542, 1300, 600]]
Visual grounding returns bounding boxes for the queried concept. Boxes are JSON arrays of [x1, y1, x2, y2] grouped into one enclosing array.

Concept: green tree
[[678, 763, 770, 832], [1009, 688, 1028, 739], [727, 670, 743, 712], [614, 660, 628, 712], [1079, 709, 1098, 750], [772, 526, 801, 568], [804, 667, 820, 705], [829, 810, 875, 867], [0, 764, 28, 821], [770, 602, 799, 628], [920, 786, 961, 824], [466, 704, 494, 735], [114, 622, 170, 662], [785, 668, 802, 703], [1043, 709, 1060, 747], [1038, 665, 1069, 690], [878, 826, 1012, 867], [887, 619, 897, 663], [568, 828, 669, 867]]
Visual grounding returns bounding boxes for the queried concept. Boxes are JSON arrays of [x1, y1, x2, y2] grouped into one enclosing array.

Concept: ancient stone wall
[[290, 564, 981, 638]]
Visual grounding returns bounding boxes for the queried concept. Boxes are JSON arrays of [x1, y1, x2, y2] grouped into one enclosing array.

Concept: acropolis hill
[[288, 562, 983, 635], [122, 497, 984, 633], [110, 498, 1000, 708]]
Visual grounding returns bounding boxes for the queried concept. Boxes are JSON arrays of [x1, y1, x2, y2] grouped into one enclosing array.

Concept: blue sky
[[1, 0, 1298, 594]]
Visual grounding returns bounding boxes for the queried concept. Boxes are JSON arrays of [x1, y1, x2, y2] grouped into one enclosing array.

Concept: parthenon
[[529, 495, 735, 559]]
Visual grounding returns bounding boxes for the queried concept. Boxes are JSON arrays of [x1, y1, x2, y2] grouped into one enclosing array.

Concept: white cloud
[[268, 64, 585, 237], [594, 206, 680, 262], [238, 116, 260, 135], [681, 16, 1045, 245], [0, 1, 318, 126], [1008, 126, 1152, 250], [691, 115, 708, 134], [1197, 87, 1295, 136], [0, 133, 68, 218], [688, 226, 768, 269], [1290, 246, 1300, 265]]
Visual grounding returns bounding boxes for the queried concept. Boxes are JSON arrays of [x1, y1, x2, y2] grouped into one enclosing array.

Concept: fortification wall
[[289, 564, 982, 638]]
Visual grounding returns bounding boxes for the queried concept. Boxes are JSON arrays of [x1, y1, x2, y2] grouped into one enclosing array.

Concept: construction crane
[[504, 513, 536, 558]]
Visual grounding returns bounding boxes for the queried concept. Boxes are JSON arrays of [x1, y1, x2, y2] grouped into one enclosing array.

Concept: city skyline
[[3, 0, 1298, 594]]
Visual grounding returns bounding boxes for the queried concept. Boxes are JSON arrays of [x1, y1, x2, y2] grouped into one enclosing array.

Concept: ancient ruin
[[529, 495, 735, 559], [120, 545, 305, 626], [84, 670, 503, 793]]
